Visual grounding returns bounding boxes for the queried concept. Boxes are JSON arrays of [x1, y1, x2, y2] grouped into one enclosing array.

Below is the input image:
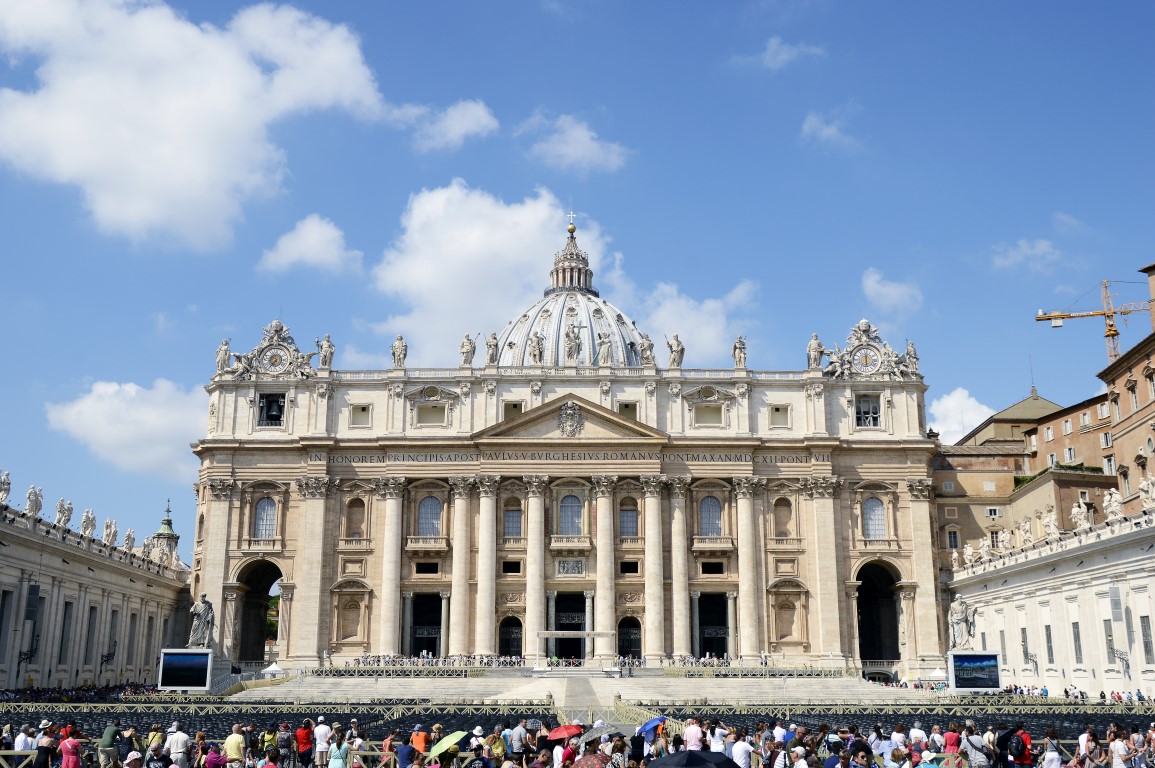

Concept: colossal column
[[401, 592, 414, 656], [523, 475, 550, 665], [733, 476, 762, 660], [690, 591, 701, 658], [584, 590, 595, 660], [805, 474, 844, 656], [447, 476, 475, 656], [292, 475, 336, 665], [906, 477, 942, 672], [669, 477, 692, 659], [591, 475, 618, 660], [640, 475, 667, 662], [474, 476, 501, 656], [376, 477, 407, 655], [726, 590, 739, 659]]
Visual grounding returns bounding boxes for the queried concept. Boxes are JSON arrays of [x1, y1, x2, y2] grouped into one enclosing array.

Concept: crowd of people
[[0, 684, 159, 703]]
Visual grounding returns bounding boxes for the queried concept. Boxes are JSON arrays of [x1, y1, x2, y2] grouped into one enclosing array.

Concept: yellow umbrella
[[429, 732, 468, 759]]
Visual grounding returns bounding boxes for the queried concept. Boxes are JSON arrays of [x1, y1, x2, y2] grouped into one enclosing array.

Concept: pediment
[[473, 394, 668, 442]]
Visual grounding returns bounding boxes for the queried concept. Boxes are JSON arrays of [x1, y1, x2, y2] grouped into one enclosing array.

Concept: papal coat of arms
[[558, 402, 584, 437]]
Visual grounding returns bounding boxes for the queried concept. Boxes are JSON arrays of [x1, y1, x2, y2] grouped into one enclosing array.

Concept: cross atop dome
[[547, 216, 598, 297]]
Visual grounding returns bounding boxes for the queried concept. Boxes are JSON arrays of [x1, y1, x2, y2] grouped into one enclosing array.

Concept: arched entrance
[[498, 617, 522, 657], [856, 561, 899, 677], [617, 617, 641, 659], [236, 560, 283, 663]]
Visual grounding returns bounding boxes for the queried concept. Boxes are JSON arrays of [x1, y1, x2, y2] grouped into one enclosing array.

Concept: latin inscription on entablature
[[312, 451, 832, 465]]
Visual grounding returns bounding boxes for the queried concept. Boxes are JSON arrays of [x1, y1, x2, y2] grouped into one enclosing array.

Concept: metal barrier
[[0, 752, 35, 768]]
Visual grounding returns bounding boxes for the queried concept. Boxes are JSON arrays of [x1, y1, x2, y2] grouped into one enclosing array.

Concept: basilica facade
[[191, 224, 945, 680]]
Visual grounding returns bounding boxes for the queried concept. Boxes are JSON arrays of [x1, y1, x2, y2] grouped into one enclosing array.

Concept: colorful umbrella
[[580, 726, 615, 744], [428, 732, 468, 758], [639, 716, 666, 737], [574, 752, 612, 768], [549, 724, 584, 740]]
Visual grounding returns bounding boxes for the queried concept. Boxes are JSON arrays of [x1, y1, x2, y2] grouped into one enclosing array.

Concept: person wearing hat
[[791, 747, 809, 768], [99, 721, 124, 768], [442, 746, 462, 768], [125, 753, 144, 768], [470, 729, 486, 752], [165, 723, 191, 768], [314, 720, 333, 768], [411, 727, 430, 756]]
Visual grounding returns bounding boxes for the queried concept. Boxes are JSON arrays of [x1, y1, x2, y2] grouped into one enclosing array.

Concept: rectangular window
[[855, 395, 881, 428], [947, 530, 959, 549], [1044, 426, 1054, 441], [1104, 618, 1116, 658], [701, 561, 725, 575], [990, 530, 999, 547], [57, 601, 75, 665], [1131, 389, 1140, 411], [416, 404, 447, 426], [986, 507, 1001, 519], [1048, 454, 1057, 467], [1114, 399, 1122, 420], [1123, 475, 1132, 496], [1062, 418, 1073, 435], [1081, 412, 1091, 427], [414, 562, 439, 575], [620, 561, 640, 575], [694, 404, 723, 426], [1101, 432, 1112, 448], [0, 590, 11, 656], [945, 506, 958, 518], [502, 402, 523, 421], [1141, 616, 1154, 665], [942, 481, 955, 492], [503, 510, 522, 538], [1104, 455, 1116, 475], [618, 508, 639, 537], [501, 560, 521, 575], [1065, 447, 1077, 463], [617, 402, 638, 421], [1072, 621, 1083, 664], [350, 404, 371, 427], [999, 629, 1007, 661], [981, 631, 987, 651], [1079, 490, 1089, 502], [1098, 402, 1110, 419], [83, 605, 98, 665], [257, 392, 286, 427], [769, 405, 790, 427], [1045, 624, 1054, 665], [1030, 434, 1038, 450], [1021, 627, 1029, 663]]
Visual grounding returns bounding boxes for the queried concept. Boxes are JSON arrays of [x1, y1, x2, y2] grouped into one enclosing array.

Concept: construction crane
[[1036, 279, 1150, 362]]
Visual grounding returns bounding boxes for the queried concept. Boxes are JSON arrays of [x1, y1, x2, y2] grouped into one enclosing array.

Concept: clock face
[[851, 345, 882, 374], [261, 345, 291, 373]]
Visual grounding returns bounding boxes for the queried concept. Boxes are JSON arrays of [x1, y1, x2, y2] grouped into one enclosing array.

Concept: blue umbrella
[[640, 716, 666, 737]]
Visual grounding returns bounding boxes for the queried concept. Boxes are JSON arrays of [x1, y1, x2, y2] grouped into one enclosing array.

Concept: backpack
[[1009, 733, 1027, 760]]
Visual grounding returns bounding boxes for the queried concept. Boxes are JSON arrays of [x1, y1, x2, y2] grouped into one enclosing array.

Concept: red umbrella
[[575, 753, 612, 768], [549, 724, 584, 741]]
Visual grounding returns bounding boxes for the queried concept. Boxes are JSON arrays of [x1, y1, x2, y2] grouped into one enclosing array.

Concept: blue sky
[[1, 1, 1152, 558]]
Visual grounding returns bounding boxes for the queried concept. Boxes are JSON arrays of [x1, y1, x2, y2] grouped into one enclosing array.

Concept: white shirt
[[165, 733, 192, 756], [909, 729, 927, 745], [314, 725, 332, 754], [733, 742, 755, 768], [710, 729, 726, 753], [1110, 740, 1131, 768], [14, 733, 34, 751], [773, 727, 787, 745], [1078, 734, 1090, 757]]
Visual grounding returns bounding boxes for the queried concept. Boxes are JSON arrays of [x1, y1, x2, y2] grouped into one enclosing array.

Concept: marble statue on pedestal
[[979, 539, 992, 562], [948, 594, 978, 650], [528, 331, 544, 364], [639, 333, 655, 365], [215, 339, 231, 374], [81, 508, 96, 538], [0, 470, 9, 504], [188, 593, 214, 648], [564, 323, 582, 362], [732, 336, 747, 368], [1019, 518, 1034, 546], [667, 334, 685, 368], [1043, 506, 1059, 539], [460, 334, 477, 366], [54, 498, 73, 528], [807, 333, 826, 370], [595, 332, 612, 366], [963, 543, 975, 566], [316, 335, 335, 369], [102, 518, 117, 545], [123, 528, 135, 551], [1104, 488, 1124, 520], [997, 529, 1011, 550], [26, 486, 42, 517], [950, 549, 960, 569], [486, 332, 499, 365], [391, 336, 407, 368], [1071, 501, 1090, 531]]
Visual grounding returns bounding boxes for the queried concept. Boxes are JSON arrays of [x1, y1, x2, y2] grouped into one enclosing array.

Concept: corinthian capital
[[668, 476, 692, 497], [374, 476, 408, 499], [207, 479, 234, 501], [639, 475, 667, 496], [476, 475, 501, 497], [732, 476, 761, 499], [296, 476, 335, 499], [801, 475, 842, 498], [906, 477, 932, 500], [591, 475, 619, 496], [448, 476, 475, 499], [522, 475, 550, 496]]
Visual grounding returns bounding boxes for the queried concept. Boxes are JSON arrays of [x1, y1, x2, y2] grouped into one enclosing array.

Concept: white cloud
[[522, 113, 629, 173], [151, 311, 172, 334], [751, 36, 825, 70], [800, 107, 859, 149], [1052, 211, 1088, 235], [992, 238, 1062, 272], [412, 99, 499, 152], [45, 379, 206, 481], [862, 268, 923, 315], [372, 179, 755, 367], [340, 343, 391, 370], [257, 214, 363, 273], [928, 387, 996, 445], [0, 1, 383, 249]]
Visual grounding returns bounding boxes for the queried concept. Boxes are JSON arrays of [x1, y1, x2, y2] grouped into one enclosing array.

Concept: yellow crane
[[1036, 280, 1150, 362]]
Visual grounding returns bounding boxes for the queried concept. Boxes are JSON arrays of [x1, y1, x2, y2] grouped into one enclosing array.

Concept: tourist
[[464, 745, 493, 768], [530, 749, 552, 768], [485, 726, 507, 763], [60, 726, 83, 768], [412, 727, 431, 756], [224, 726, 246, 768], [611, 740, 628, 768], [1009, 723, 1033, 768], [204, 746, 226, 768], [165, 723, 192, 768], [32, 725, 58, 768], [146, 744, 173, 768], [1039, 729, 1060, 768], [942, 725, 959, 755], [1086, 734, 1105, 768], [791, 747, 808, 768], [125, 754, 144, 768], [260, 747, 282, 768], [99, 721, 124, 768], [684, 720, 703, 752], [1110, 729, 1136, 768], [959, 726, 989, 768], [296, 723, 315, 768], [394, 735, 416, 768], [328, 730, 350, 768], [510, 720, 529, 768], [732, 731, 754, 768], [314, 719, 333, 768]]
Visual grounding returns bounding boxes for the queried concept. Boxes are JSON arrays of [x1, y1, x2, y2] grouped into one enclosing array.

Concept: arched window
[[417, 496, 442, 536], [344, 498, 366, 539], [699, 495, 722, 536], [503, 498, 522, 538], [618, 497, 639, 537], [559, 495, 582, 535], [253, 497, 277, 539], [773, 498, 792, 538], [862, 496, 886, 540]]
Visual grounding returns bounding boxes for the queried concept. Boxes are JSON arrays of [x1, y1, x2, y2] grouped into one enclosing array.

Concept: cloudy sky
[[1, 1, 1152, 556]]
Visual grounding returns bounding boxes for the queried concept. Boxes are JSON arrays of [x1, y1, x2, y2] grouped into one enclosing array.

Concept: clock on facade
[[261, 345, 291, 374], [850, 345, 882, 375]]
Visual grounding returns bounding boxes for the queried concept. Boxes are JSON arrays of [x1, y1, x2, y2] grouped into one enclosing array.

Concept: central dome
[[495, 225, 652, 367]]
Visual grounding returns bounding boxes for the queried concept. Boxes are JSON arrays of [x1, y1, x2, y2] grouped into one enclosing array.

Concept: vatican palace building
[[191, 223, 946, 680]]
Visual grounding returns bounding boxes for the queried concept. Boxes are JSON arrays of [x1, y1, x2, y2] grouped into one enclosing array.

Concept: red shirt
[[295, 729, 313, 752], [1014, 732, 1033, 765]]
